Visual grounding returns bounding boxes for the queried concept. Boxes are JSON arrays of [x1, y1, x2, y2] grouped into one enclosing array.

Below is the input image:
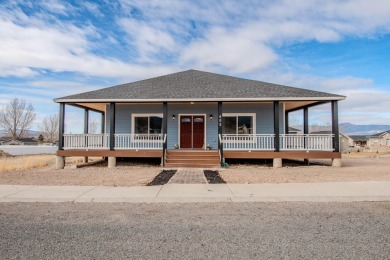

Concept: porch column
[[218, 102, 223, 166], [273, 101, 282, 168], [58, 103, 65, 150], [303, 107, 309, 164], [101, 112, 105, 133], [83, 109, 89, 163], [162, 102, 168, 166], [285, 111, 289, 134], [108, 102, 116, 168], [331, 101, 339, 152], [273, 101, 280, 152], [57, 103, 65, 169], [303, 107, 309, 136]]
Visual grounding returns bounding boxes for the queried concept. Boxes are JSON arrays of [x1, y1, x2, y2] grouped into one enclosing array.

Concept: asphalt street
[[1, 202, 390, 259]]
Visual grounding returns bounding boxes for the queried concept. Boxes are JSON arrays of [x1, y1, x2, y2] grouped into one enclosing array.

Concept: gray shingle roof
[[370, 130, 390, 137], [54, 69, 345, 102]]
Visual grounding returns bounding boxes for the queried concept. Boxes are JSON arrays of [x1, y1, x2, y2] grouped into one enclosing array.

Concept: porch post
[[58, 103, 65, 150], [331, 100, 342, 167], [273, 101, 282, 168], [56, 103, 65, 169], [303, 107, 309, 164], [162, 102, 168, 166], [331, 101, 340, 152], [83, 109, 89, 163], [84, 109, 89, 134], [273, 101, 280, 152], [285, 111, 289, 134], [101, 112, 105, 133], [109, 103, 115, 151], [108, 102, 116, 168], [218, 101, 223, 166], [303, 107, 309, 136]]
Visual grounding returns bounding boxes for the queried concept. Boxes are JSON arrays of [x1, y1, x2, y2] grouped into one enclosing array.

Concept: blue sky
[[1, 0, 390, 133]]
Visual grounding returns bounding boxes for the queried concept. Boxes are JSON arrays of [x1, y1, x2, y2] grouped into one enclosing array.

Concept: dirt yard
[[0, 156, 161, 186], [0, 153, 389, 186], [220, 155, 390, 183]]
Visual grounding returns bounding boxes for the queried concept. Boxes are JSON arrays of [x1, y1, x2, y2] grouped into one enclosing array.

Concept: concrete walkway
[[1, 181, 390, 203], [168, 168, 208, 184]]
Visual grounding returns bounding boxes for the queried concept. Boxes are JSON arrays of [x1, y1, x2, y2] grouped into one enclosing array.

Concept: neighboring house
[[1, 137, 38, 145], [367, 131, 390, 151], [287, 127, 301, 134], [54, 69, 345, 168], [310, 131, 352, 154], [349, 135, 368, 147]]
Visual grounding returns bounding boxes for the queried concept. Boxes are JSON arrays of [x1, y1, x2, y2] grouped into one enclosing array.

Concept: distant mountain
[[339, 123, 390, 135], [0, 129, 40, 137], [291, 123, 390, 136]]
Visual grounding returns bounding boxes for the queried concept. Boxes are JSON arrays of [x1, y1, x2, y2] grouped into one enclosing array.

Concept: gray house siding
[[223, 103, 284, 134], [105, 104, 163, 133], [105, 102, 284, 150], [167, 103, 218, 149]]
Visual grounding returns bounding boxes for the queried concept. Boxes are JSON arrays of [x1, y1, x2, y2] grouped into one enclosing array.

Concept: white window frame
[[222, 113, 256, 135], [131, 113, 164, 140]]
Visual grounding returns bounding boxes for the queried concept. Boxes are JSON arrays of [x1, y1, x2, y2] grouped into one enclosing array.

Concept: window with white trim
[[222, 113, 255, 134], [133, 114, 163, 135]]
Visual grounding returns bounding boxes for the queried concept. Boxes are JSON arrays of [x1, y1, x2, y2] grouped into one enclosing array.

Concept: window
[[222, 113, 255, 134], [133, 114, 163, 135]]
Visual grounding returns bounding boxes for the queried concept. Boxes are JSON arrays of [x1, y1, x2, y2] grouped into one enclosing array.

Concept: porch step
[[165, 150, 220, 168], [165, 163, 220, 168]]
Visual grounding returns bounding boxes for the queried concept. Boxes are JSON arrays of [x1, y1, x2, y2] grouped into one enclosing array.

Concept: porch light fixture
[[172, 114, 176, 120], [209, 114, 213, 120]]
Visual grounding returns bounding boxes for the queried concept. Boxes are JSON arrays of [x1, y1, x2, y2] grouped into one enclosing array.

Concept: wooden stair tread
[[165, 150, 220, 168]]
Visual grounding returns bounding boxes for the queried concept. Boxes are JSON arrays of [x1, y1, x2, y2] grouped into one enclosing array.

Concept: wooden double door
[[180, 115, 205, 149]]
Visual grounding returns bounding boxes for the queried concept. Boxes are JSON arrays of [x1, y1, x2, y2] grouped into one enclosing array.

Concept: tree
[[88, 119, 99, 134], [0, 98, 36, 139], [38, 134, 44, 143], [41, 114, 59, 142]]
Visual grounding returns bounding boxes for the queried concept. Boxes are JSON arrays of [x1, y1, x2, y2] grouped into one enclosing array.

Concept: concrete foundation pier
[[273, 158, 282, 168], [108, 157, 116, 168], [56, 156, 65, 170], [332, 158, 342, 167]]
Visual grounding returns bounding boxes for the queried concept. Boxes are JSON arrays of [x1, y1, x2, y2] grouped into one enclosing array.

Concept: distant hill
[[339, 123, 390, 135], [291, 123, 390, 136], [0, 129, 40, 138]]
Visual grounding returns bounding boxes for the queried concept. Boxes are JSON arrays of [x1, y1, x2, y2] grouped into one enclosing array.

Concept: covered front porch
[[56, 100, 342, 169]]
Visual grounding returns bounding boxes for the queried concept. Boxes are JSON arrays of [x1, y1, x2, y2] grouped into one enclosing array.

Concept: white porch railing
[[63, 134, 109, 149], [114, 134, 163, 150], [280, 134, 334, 151], [222, 134, 275, 150]]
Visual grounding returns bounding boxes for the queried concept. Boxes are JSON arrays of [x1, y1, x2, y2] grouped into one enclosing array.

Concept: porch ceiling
[[284, 101, 323, 112], [75, 103, 107, 112]]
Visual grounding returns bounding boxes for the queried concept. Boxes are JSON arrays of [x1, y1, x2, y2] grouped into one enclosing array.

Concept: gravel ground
[[1, 202, 389, 259], [220, 156, 390, 183], [0, 160, 161, 186], [1, 155, 390, 186]]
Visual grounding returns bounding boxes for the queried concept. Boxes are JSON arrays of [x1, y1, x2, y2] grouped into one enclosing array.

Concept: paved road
[[1, 202, 390, 259]]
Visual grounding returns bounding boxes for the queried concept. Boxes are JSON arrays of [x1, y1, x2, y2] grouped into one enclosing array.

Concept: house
[[54, 69, 345, 168], [349, 135, 368, 147], [287, 127, 301, 134], [367, 130, 390, 151]]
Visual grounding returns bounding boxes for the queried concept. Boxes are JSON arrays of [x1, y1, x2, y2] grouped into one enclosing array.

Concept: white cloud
[[118, 18, 176, 60], [0, 17, 176, 79]]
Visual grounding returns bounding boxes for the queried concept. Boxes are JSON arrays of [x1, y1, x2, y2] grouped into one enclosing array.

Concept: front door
[[180, 115, 205, 149]]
